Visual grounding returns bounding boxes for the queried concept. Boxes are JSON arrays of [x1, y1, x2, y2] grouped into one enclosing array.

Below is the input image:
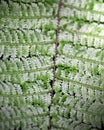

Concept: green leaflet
[[57, 64, 78, 75]]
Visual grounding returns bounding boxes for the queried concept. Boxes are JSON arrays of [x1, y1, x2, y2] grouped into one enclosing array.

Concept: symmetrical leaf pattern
[[0, 0, 104, 130]]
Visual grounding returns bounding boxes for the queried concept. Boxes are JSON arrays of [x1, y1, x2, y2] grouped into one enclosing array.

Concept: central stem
[[48, 0, 63, 129]]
